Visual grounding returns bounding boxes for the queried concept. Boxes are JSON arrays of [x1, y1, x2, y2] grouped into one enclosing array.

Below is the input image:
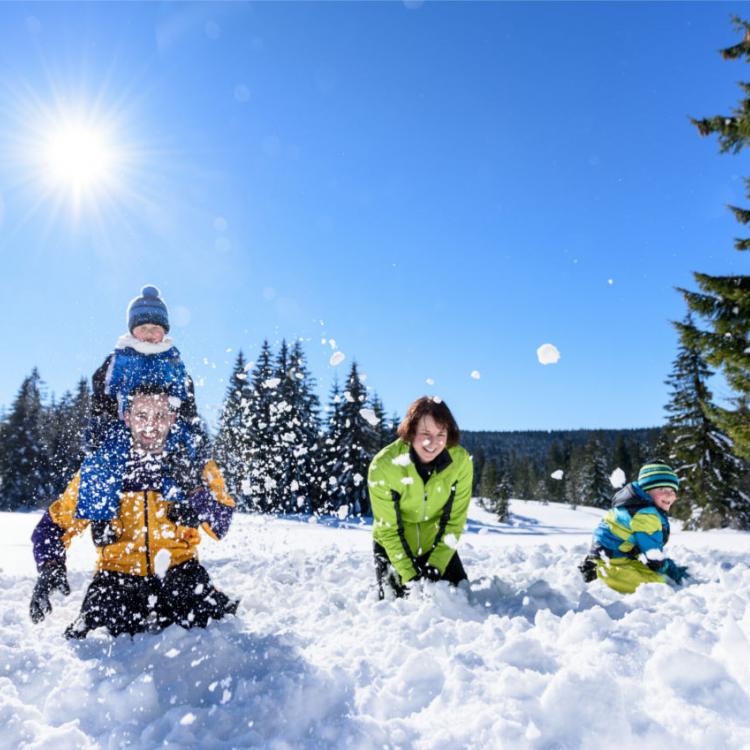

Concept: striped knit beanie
[[127, 285, 170, 333], [637, 461, 679, 492]]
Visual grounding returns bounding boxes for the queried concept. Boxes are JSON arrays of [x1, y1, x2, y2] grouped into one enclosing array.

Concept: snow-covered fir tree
[[0, 369, 50, 510], [267, 340, 322, 513], [665, 316, 750, 529], [683, 17, 750, 461], [214, 351, 254, 508], [45, 378, 90, 497], [243, 341, 279, 512], [320, 362, 378, 516]]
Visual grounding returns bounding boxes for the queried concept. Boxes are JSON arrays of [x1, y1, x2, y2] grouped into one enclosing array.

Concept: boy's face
[[650, 487, 677, 512], [132, 324, 166, 343]]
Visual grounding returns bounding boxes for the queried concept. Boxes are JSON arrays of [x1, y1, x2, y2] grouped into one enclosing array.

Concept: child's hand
[[661, 559, 690, 584]]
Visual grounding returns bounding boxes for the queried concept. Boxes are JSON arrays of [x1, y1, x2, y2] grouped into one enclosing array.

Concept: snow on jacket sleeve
[[368, 458, 420, 584], [426, 448, 473, 574], [630, 508, 667, 566]]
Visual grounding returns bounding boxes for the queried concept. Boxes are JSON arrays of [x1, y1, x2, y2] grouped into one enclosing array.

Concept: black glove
[[414, 556, 442, 582], [167, 491, 204, 528], [578, 556, 598, 583], [90, 520, 119, 547], [30, 560, 70, 624]]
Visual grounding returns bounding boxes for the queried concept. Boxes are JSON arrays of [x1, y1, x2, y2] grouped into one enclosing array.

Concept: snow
[[536, 343, 561, 365], [610, 467, 626, 488], [359, 408, 380, 426], [2, 499, 750, 749], [329, 351, 345, 367], [470, 370, 481, 380]]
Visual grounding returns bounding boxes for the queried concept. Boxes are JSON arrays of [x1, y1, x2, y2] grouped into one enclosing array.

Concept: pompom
[[141, 285, 161, 298]]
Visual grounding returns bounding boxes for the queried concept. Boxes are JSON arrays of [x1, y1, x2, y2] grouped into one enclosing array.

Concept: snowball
[[180, 713, 196, 726], [154, 548, 172, 579], [329, 351, 346, 367], [550, 469, 564, 480], [359, 408, 380, 426], [470, 370, 481, 380], [610, 468, 626, 488], [426, 378, 435, 385], [392, 454, 412, 466], [537, 343, 561, 365]]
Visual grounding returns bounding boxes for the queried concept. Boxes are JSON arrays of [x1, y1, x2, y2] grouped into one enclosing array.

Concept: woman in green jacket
[[368, 396, 473, 598]]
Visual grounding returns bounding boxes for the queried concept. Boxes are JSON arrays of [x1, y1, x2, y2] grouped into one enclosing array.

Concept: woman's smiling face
[[411, 415, 448, 463]]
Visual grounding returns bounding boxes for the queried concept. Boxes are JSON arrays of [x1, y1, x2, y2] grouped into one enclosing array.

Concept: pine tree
[[682, 17, 750, 461], [479, 459, 511, 521], [0, 369, 51, 510], [576, 438, 611, 508], [215, 351, 254, 508], [45, 378, 91, 496], [321, 362, 378, 516], [244, 340, 280, 512], [665, 316, 750, 529], [269, 340, 322, 513]]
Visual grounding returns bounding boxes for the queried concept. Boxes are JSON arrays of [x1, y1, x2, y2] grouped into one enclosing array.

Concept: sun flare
[[44, 120, 115, 193]]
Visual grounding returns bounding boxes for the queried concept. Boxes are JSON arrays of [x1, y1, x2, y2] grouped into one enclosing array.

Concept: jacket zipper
[[143, 490, 152, 575]]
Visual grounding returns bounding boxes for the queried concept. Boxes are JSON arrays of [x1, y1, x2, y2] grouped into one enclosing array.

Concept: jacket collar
[[408, 445, 453, 476], [115, 333, 175, 355]]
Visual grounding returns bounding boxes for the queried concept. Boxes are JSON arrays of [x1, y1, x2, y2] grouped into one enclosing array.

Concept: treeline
[[467, 429, 662, 514], [0, 342, 400, 516]]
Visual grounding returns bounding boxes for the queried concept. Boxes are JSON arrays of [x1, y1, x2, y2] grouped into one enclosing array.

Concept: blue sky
[[0, 1, 748, 432]]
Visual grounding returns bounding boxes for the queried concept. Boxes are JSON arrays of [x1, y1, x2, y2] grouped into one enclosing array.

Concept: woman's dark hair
[[397, 396, 460, 447]]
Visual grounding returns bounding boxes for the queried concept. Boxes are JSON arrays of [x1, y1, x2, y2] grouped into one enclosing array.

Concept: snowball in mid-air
[[550, 469, 564, 480], [359, 408, 380, 426], [470, 371, 481, 380], [329, 351, 345, 367], [610, 468, 626, 488], [537, 344, 560, 365]]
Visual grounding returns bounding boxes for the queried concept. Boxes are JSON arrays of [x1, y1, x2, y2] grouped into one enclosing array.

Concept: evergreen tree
[[683, 17, 750, 461], [612, 435, 634, 483], [321, 362, 378, 516], [577, 438, 611, 508], [214, 351, 254, 507], [543, 441, 568, 503], [0, 369, 51, 510], [479, 459, 511, 522], [269, 340, 322, 513], [244, 341, 278, 512], [45, 378, 91, 496], [665, 316, 750, 529]]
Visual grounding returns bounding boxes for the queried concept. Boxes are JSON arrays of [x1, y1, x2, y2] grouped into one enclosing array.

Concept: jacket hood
[[612, 482, 655, 512]]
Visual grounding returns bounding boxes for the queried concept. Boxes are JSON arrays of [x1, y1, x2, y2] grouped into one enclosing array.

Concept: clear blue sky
[[1, 1, 748, 431]]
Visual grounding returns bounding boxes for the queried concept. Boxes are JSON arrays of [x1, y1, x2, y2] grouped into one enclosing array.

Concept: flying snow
[[537, 344, 561, 365], [329, 352, 345, 367], [610, 468, 626, 488]]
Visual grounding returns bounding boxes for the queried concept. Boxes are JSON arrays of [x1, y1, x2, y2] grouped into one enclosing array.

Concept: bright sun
[[43, 119, 115, 195]]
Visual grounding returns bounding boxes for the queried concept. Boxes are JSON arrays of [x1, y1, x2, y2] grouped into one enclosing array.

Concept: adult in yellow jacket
[[29, 386, 238, 638], [368, 396, 473, 598]]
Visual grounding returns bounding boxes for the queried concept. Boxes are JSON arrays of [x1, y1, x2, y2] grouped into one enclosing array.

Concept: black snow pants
[[65, 558, 238, 639]]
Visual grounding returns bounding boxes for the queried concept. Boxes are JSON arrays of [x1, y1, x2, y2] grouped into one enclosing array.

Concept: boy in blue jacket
[[579, 461, 690, 593], [76, 286, 207, 528]]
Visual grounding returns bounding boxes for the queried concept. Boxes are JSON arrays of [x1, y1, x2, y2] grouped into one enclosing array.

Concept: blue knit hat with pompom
[[127, 285, 170, 333]]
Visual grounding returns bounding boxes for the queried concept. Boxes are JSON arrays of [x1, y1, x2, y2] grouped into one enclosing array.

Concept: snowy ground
[[2, 499, 750, 750]]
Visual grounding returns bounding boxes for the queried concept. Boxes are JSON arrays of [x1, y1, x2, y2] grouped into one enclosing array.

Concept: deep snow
[[1, 499, 750, 749]]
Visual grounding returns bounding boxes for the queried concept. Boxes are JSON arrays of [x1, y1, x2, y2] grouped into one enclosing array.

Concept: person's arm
[[29, 474, 90, 622], [168, 460, 236, 540], [630, 509, 667, 568], [368, 462, 420, 584], [426, 451, 473, 574]]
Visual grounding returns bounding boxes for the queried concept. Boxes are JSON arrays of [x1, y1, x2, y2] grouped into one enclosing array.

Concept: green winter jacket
[[368, 439, 473, 584]]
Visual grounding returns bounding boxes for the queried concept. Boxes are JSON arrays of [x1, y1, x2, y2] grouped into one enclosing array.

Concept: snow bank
[[1, 500, 750, 749]]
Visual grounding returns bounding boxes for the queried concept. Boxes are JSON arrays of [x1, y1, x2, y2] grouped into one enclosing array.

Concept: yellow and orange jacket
[[44, 460, 235, 577]]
